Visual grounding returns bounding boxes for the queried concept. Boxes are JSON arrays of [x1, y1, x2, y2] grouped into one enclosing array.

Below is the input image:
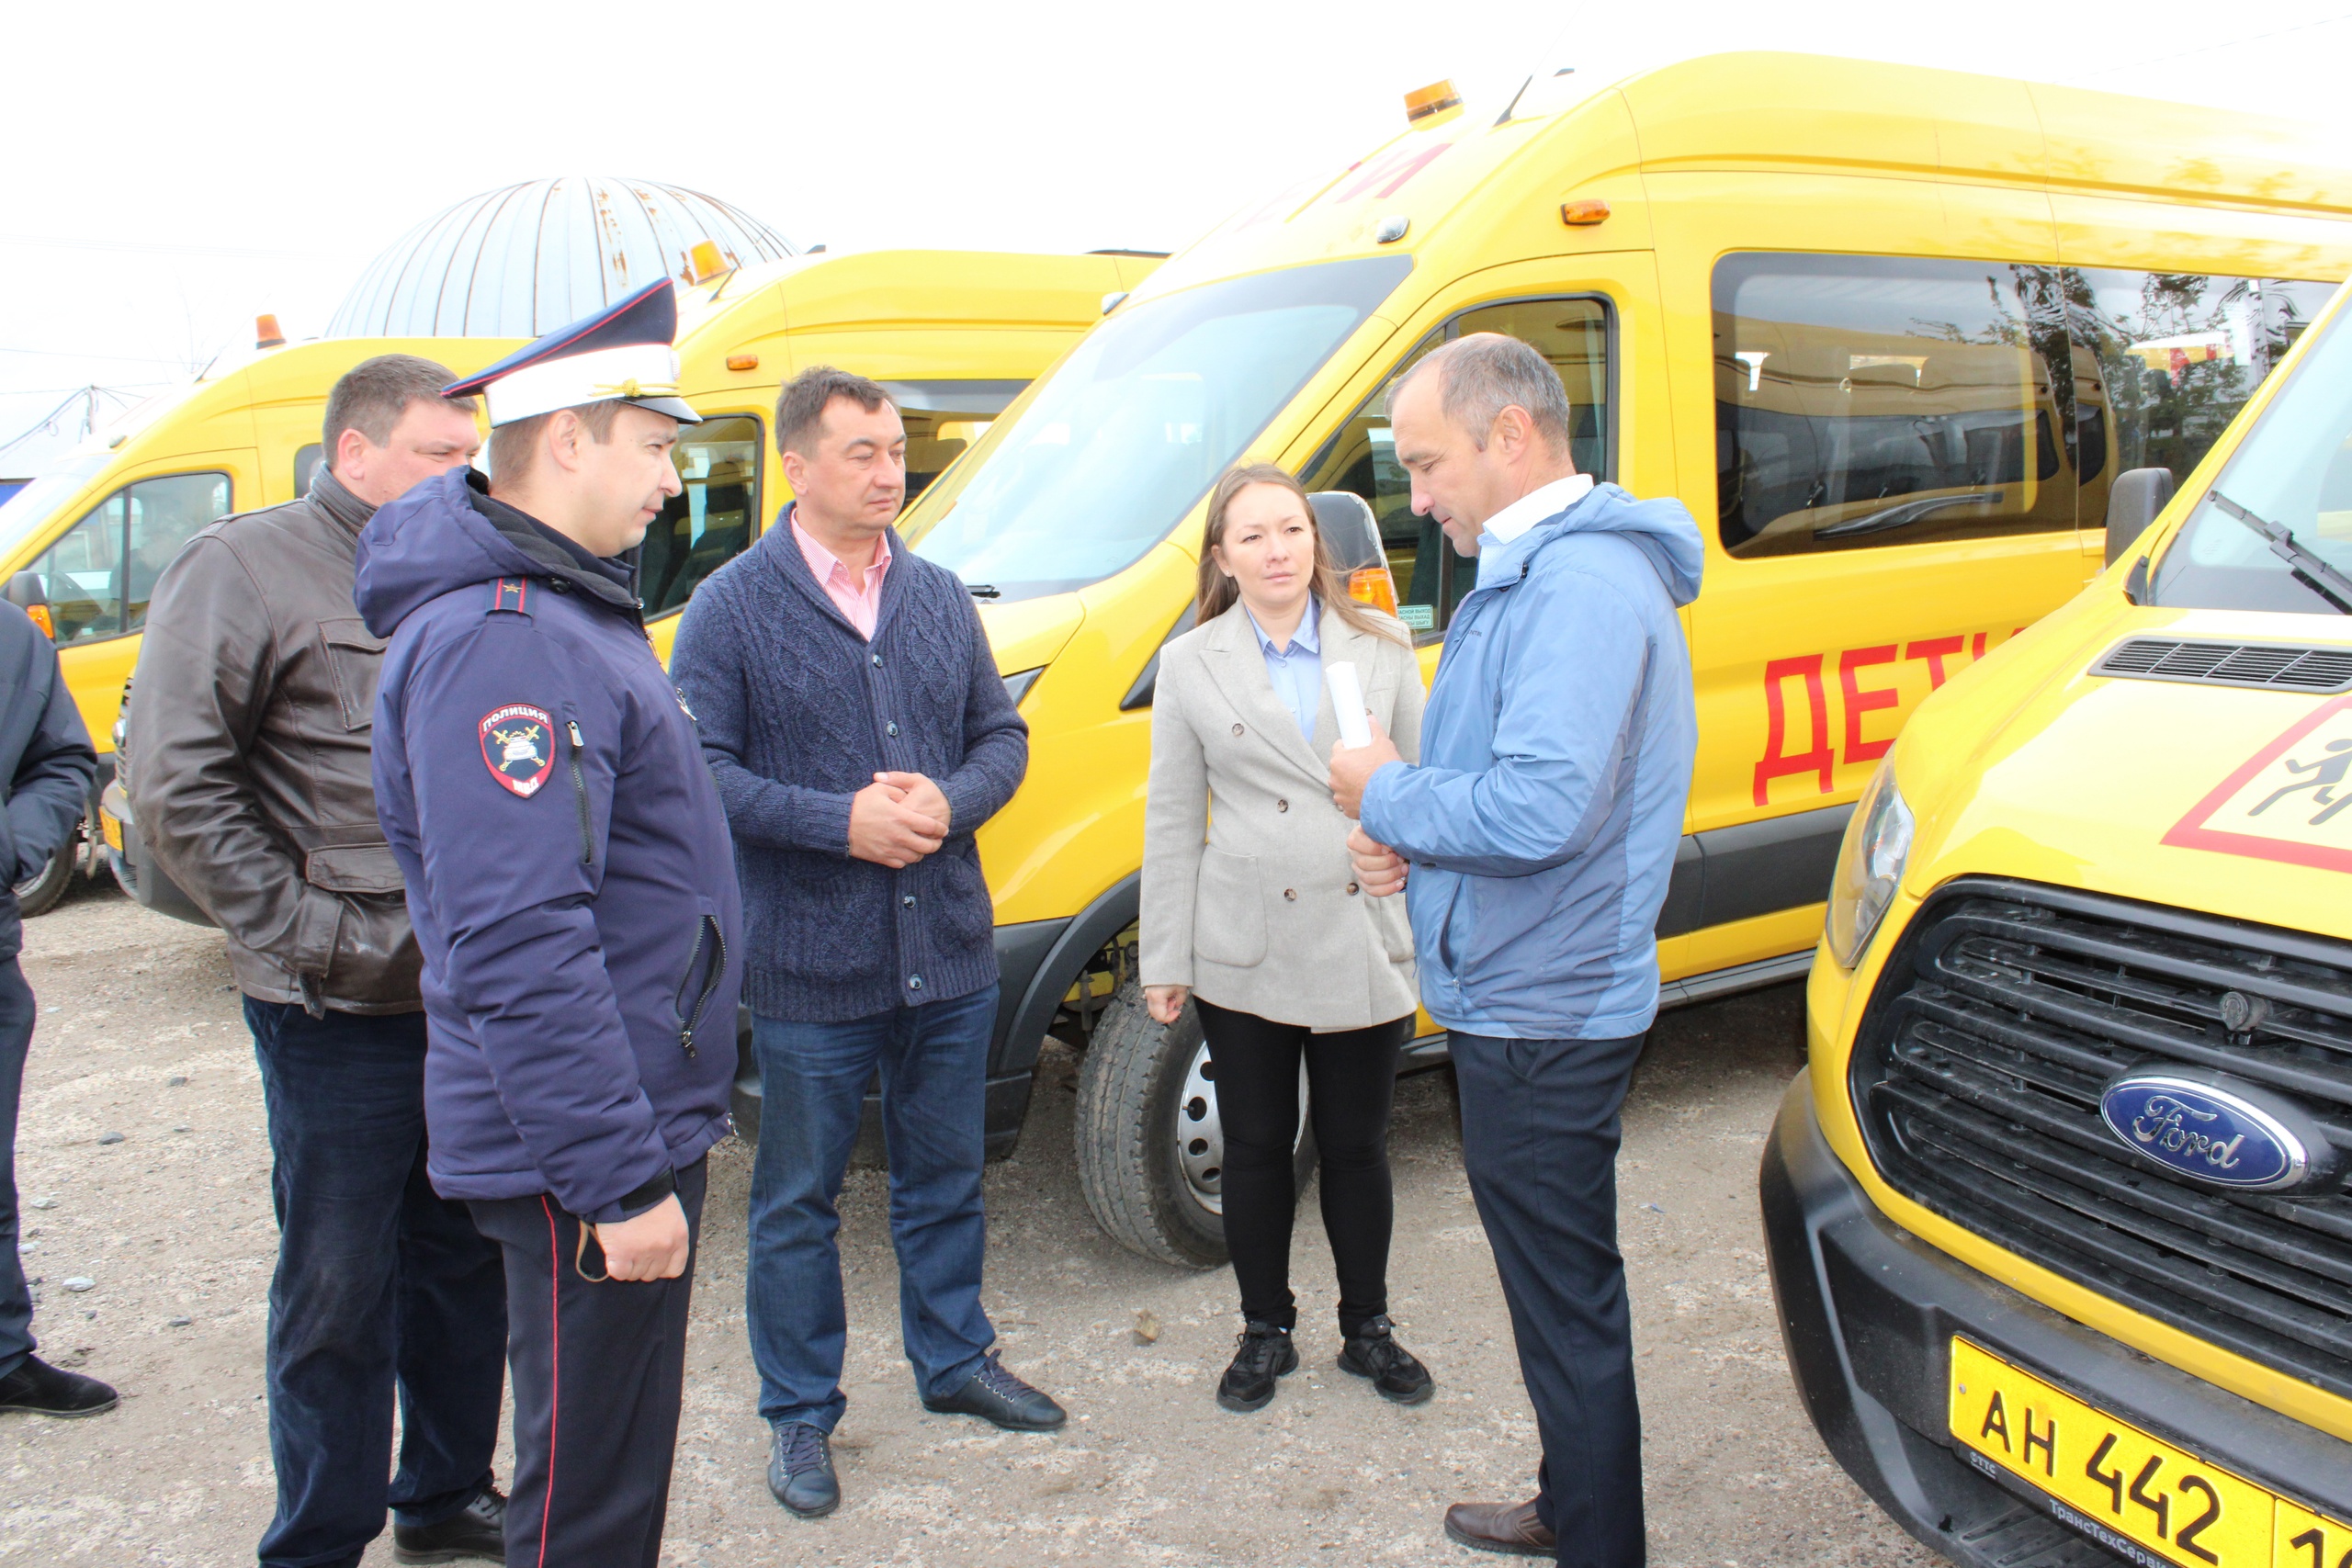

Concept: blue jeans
[[0, 960, 36, 1382], [247, 998, 509, 1568], [747, 984, 998, 1430]]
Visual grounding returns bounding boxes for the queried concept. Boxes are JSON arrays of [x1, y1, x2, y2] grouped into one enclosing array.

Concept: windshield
[[2150, 287, 2352, 615], [0, 454, 116, 566], [901, 255, 1413, 601]]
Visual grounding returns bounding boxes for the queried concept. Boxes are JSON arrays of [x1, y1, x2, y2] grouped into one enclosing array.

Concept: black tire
[[1073, 980, 1312, 1268], [12, 833, 77, 919]]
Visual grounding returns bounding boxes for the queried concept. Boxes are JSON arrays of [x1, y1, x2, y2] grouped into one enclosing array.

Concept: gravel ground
[[0, 872, 1944, 1566]]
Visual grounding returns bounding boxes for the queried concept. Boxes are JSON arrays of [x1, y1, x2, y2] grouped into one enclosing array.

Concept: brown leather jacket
[[128, 469, 419, 1013]]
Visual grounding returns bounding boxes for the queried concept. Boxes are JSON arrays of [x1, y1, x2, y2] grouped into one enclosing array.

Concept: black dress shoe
[[767, 1421, 840, 1518], [0, 1355, 118, 1418], [922, 1354, 1067, 1432], [1338, 1314, 1434, 1404], [392, 1483, 506, 1564], [1216, 1320, 1297, 1413]]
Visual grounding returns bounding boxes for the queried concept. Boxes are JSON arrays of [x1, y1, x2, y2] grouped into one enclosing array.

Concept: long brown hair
[[1195, 465, 1408, 646]]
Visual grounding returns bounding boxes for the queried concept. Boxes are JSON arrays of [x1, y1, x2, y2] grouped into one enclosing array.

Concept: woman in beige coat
[[1140, 463, 1431, 1414]]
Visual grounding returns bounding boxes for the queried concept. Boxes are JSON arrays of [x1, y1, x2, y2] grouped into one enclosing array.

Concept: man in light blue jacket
[[1330, 333, 1701, 1567]]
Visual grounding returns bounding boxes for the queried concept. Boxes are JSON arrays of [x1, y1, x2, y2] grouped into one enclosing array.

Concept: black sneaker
[[922, 1354, 1068, 1432], [391, 1483, 506, 1564], [0, 1355, 118, 1418], [1216, 1320, 1298, 1413], [1338, 1314, 1434, 1404], [767, 1421, 840, 1518]]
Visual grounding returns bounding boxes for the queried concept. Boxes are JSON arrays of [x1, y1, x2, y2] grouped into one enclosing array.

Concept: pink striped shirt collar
[[790, 510, 891, 639]]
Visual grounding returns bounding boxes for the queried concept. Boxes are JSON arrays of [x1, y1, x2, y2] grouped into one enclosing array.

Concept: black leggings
[[1193, 998, 1411, 1335]]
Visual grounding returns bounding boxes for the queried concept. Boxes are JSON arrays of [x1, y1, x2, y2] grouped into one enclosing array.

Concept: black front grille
[[1851, 879, 2352, 1399], [2094, 637, 2352, 692]]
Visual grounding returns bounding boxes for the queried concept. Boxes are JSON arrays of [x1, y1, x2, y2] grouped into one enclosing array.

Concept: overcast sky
[[6, 0, 2349, 472]]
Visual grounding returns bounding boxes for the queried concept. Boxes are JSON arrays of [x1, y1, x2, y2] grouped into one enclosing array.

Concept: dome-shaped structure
[[328, 176, 793, 338]]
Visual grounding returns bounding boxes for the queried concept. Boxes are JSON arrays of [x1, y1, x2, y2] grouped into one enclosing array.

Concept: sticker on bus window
[[2163, 694, 2352, 873]]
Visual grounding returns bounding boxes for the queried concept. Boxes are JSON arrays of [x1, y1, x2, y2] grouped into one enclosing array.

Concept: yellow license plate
[[99, 812, 122, 852], [1951, 1339, 2352, 1568]]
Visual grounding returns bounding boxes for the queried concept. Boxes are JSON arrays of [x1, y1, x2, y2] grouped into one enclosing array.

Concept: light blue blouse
[[1245, 596, 1321, 739]]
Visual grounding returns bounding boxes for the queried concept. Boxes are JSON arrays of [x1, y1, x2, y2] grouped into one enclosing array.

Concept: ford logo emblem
[[2098, 1068, 2334, 1193]]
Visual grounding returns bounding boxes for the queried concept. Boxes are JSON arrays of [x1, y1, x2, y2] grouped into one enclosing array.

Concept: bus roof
[[1135, 51, 2352, 304]]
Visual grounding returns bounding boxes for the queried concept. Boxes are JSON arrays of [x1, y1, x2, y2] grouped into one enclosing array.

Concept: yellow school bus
[[40, 248, 1158, 918], [1767, 273, 2352, 1562], [1, 333, 526, 913], [883, 51, 2352, 1264]]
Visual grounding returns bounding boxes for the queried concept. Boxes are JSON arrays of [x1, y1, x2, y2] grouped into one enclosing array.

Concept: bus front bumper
[[1760, 1069, 2350, 1565]]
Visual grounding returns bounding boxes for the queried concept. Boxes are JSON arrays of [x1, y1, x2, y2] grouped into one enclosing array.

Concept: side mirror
[[5, 570, 52, 638], [2103, 468, 2177, 567], [1308, 491, 1388, 574], [1308, 491, 1403, 621]]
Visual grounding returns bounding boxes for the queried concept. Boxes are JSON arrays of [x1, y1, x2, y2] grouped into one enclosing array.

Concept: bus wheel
[[13, 834, 77, 919], [1074, 980, 1313, 1268]]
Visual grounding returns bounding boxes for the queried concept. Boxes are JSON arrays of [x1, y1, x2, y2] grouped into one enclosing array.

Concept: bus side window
[[1298, 296, 1613, 637], [1713, 254, 2075, 558], [641, 415, 761, 619], [294, 445, 323, 498], [2064, 270, 2338, 535]]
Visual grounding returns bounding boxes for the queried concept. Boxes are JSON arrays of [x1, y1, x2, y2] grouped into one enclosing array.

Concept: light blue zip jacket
[[1359, 482, 1702, 1040]]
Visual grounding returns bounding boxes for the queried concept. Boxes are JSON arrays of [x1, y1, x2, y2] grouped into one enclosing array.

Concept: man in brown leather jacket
[[130, 357, 511, 1568]]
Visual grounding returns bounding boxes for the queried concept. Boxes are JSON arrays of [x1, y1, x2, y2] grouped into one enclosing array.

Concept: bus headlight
[[1826, 759, 1914, 968]]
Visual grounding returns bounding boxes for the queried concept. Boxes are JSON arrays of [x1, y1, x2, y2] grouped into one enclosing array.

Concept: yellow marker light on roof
[[1403, 79, 1462, 125], [254, 313, 286, 348], [1560, 199, 1611, 227], [686, 239, 734, 285], [726, 353, 759, 372]]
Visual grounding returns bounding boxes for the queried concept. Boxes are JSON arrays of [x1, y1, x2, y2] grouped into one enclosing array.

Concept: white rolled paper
[[1326, 660, 1373, 749]]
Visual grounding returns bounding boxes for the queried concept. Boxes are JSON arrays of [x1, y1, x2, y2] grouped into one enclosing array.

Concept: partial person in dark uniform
[[0, 602, 105, 1421], [357, 281, 743, 1568]]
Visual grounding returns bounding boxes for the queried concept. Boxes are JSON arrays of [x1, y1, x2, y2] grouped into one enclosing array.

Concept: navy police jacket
[[356, 468, 742, 1223]]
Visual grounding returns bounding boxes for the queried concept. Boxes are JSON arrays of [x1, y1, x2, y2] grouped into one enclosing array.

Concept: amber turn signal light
[[1348, 567, 1400, 618], [726, 353, 759, 371], [1560, 198, 1611, 227], [1404, 79, 1462, 123], [254, 313, 285, 348], [25, 604, 53, 639]]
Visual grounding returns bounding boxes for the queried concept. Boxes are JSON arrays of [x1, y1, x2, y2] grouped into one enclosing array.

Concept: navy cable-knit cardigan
[[670, 510, 1027, 1022]]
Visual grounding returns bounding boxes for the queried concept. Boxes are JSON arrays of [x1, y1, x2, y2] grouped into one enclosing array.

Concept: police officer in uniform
[[356, 280, 741, 1568]]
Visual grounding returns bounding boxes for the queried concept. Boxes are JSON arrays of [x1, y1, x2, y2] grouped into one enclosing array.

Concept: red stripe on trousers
[[538, 1197, 560, 1568]]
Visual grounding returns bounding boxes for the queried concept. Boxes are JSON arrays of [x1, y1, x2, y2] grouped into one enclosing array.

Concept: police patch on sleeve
[[480, 705, 557, 797]]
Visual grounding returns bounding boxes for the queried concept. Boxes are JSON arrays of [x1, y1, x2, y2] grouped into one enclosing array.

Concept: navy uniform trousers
[[469, 1156, 707, 1568], [1453, 1029, 1649, 1568]]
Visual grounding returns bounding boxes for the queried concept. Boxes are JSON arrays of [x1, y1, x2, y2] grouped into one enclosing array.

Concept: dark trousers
[[1453, 1029, 1648, 1568], [247, 998, 509, 1568], [0, 959, 36, 1381], [469, 1156, 707, 1568], [747, 984, 999, 1430], [1194, 998, 1411, 1334]]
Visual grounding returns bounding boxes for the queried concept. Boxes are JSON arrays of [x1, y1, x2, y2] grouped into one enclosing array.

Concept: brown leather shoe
[[1443, 1498, 1555, 1557]]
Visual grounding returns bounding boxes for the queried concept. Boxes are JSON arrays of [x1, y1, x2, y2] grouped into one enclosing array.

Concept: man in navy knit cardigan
[[672, 367, 1064, 1520]]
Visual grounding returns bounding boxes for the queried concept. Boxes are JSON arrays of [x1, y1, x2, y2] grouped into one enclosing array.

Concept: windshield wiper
[[2209, 490, 2352, 615], [965, 581, 1001, 600]]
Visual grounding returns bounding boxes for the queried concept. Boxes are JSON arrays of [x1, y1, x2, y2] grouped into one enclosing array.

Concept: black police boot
[[1338, 1314, 1434, 1404], [922, 1353, 1068, 1432], [767, 1421, 840, 1518], [1216, 1320, 1298, 1413], [391, 1483, 506, 1564], [0, 1355, 118, 1418]]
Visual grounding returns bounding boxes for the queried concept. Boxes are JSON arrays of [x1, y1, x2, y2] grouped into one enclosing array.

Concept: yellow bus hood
[[1909, 604, 2352, 945], [977, 593, 1085, 676]]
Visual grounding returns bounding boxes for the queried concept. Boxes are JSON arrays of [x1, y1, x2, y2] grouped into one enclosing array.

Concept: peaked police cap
[[443, 279, 702, 428]]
